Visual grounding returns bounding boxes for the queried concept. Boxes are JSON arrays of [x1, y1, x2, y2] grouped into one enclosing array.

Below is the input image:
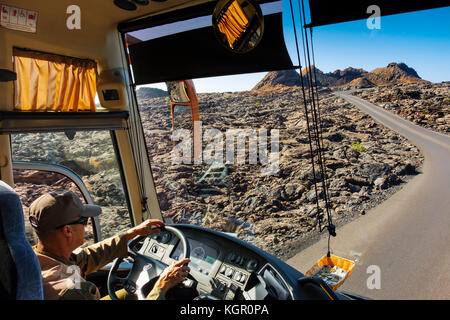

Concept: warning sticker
[[1, 4, 38, 33]]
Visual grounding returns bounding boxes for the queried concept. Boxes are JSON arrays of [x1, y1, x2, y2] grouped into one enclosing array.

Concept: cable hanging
[[289, 0, 336, 257], [120, 33, 150, 218]]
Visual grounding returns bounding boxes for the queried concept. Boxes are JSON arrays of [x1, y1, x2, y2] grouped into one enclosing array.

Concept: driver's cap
[[29, 190, 101, 232]]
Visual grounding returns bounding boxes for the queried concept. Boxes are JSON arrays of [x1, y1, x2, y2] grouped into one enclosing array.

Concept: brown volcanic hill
[[347, 77, 375, 89], [301, 66, 368, 86], [330, 67, 368, 85], [254, 65, 368, 89], [253, 63, 427, 91], [365, 62, 428, 85], [252, 69, 302, 90], [300, 65, 337, 86]]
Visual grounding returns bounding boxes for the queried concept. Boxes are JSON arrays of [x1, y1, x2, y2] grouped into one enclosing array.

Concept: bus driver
[[28, 190, 190, 300]]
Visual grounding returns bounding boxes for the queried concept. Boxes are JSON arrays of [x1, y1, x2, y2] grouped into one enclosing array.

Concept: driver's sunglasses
[[55, 217, 90, 229]]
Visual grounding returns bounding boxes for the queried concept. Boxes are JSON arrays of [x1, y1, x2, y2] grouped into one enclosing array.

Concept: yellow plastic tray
[[305, 254, 355, 291]]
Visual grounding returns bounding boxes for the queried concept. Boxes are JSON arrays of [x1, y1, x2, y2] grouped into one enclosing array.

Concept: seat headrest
[[0, 180, 44, 300]]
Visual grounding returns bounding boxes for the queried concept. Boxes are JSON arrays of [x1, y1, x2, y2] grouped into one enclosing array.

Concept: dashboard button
[[246, 259, 258, 272], [218, 281, 227, 293], [240, 274, 247, 283], [220, 266, 226, 274], [225, 268, 234, 278], [124, 281, 136, 294], [182, 278, 194, 288], [229, 283, 239, 293]]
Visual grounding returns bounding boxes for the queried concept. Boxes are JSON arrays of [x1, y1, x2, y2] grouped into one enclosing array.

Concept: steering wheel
[[107, 225, 190, 300]]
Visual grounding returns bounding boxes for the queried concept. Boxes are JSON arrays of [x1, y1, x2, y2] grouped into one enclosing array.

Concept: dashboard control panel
[[135, 227, 292, 300]]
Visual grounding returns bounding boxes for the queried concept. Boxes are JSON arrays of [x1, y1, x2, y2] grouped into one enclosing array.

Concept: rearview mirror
[[212, 0, 264, 54]]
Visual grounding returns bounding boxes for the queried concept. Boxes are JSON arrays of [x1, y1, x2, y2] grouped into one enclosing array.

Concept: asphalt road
[[287, 91, 450, 299]]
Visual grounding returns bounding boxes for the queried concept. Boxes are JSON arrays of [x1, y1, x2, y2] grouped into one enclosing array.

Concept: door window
[[11, 130, 132, 243]]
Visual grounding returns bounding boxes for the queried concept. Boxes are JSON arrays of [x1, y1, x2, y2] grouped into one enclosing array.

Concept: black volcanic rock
[[133, 89, 423, 256], [353, 82, 450, 134]]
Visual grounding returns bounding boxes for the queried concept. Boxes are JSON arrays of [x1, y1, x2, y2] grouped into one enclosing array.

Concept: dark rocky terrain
[[351, 82, 450, 135], [139, 86, 423, 257]]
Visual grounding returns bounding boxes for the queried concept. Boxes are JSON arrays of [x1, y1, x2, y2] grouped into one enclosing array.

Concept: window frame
[[13, 161, 102, 242]]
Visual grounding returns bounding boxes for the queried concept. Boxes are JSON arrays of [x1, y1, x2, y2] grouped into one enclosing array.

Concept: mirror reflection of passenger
[[29, 190, 190, 300]]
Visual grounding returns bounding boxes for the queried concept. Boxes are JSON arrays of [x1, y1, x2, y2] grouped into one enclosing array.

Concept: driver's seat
[[0, 180, 43, 299]]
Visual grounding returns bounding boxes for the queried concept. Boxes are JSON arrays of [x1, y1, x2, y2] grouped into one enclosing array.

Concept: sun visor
[[307, 0, 449, 27], [124, 1, 295, 85]]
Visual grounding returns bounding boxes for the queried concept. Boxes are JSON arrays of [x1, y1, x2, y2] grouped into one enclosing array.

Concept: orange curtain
[[217, 0, 249, 49], [13, 48, 97, 112]]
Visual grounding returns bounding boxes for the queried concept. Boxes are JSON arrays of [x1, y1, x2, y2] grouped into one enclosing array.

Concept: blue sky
[[142, 3, 449, 93], [308, 6, 450, 83]]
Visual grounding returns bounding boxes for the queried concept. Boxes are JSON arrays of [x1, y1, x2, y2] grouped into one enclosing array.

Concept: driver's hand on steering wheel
[[153, 258, 191, 294], [124, 219, 166, 241]]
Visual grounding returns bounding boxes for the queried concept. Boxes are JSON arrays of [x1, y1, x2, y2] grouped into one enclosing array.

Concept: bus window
[[11, 130, 132, 242]]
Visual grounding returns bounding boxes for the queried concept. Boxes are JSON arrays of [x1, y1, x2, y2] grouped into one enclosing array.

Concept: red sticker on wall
[[0, 4, 38, 33]]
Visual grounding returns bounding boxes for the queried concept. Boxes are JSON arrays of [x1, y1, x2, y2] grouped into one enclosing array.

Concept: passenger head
[[29, 190, 101, 250]]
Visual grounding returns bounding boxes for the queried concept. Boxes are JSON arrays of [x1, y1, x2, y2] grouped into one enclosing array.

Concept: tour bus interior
[[0, 0, 448, 301]]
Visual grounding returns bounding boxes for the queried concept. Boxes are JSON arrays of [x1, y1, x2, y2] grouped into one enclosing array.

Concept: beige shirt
[[34, 233, 164, 300]]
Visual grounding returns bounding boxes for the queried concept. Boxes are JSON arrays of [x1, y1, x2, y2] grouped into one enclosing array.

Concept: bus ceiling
[[1, 1, 447, 91]]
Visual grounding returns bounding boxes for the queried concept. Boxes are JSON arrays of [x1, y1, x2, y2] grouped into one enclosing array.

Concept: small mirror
[[212, 0, 264, 54], [166, 81, 190, 103]]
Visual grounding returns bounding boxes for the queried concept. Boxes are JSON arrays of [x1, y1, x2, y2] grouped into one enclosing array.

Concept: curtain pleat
[[217, 0, 249, 49], [13, 48, 97, 112]]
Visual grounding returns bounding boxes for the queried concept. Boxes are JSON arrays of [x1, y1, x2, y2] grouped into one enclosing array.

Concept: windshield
[[126, 3, 449, 300], [136, 74, 423, 259]]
